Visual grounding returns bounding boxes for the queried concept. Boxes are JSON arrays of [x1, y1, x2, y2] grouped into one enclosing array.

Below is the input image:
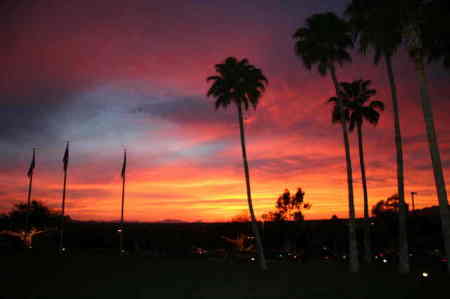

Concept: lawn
[[1, 253, 447, 299]]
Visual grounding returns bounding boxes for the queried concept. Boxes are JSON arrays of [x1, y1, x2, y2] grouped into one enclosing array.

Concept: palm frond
[[294, 12, 353, 77], [332, 79, 384, 128], [345, 0, 404, 65], [206, 57, 268, 112], [370, 100, 385, 111]]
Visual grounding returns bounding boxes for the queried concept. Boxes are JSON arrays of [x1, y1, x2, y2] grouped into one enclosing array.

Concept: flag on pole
[[63, 142, 69, 172], [27, 149, 35, 178], [121, 150, 127, 179]]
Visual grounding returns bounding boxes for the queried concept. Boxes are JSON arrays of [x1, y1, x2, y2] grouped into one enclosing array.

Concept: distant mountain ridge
[[158, 219, 188, 223]]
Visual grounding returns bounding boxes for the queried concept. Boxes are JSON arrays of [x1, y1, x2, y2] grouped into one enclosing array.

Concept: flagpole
[[119, 149, 126, 255], [59, 142, 69, 253], [25, 148, 35, 249]]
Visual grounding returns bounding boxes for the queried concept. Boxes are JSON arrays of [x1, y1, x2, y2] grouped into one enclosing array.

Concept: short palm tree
[[206, 57, 268, 270], [345, 0, 411, 274], [402, 0, 450, 272], [293, 12, 359, 272], [329, 79, 384, 264]]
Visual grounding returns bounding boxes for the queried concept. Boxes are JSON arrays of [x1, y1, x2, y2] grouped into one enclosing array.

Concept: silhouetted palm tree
[[329, 79, 384, 264], [402, 0, 450, 272], [345, 0, 411, 274], [416, 0, 450, 69], [206, 57, 268, 270], [293, 12, 359, 272]]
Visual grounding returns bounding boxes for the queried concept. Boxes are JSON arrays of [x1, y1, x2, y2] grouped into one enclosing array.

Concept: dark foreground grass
[[1, 253, 447, 299]]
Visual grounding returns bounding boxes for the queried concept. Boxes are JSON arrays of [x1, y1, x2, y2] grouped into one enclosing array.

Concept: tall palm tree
[[345, 0, 411, 274], [329, 79, 384, 264], [402, 0, 450, 272], [206, 57, 268, 270], [293, 12, 359, 272], [422, 0, 450, 70]]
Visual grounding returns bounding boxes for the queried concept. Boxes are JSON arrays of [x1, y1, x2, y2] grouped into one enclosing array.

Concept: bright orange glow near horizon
[[0, 0, 449, 223]]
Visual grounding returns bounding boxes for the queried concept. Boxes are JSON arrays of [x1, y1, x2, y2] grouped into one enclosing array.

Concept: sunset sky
[[1, 0, 449, 222]]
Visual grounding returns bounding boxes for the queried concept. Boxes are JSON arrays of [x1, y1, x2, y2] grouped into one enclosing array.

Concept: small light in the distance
[[382, 258, 388, 263], [250, 257, 255, 262], [422, 272, 429, 278]]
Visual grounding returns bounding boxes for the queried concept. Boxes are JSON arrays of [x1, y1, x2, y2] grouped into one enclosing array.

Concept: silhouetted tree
[[293, 12, 359, 272], [262, 188, 311, 251], [402, 0, 450, 272], [206, 57, 268, 270], [345, 0, 410, 274], [371, 194, 410, 252], [0, 200, 68, 248], [423, 0, 450, 69], [406, 0, 450, 69], [272, 188, 311, 222], [372, 194, 409, 219], [7, 200, 64, 230], [329, 79, 384, 264]]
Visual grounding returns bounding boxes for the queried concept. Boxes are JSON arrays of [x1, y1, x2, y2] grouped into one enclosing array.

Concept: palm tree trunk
[[415, 57, 450, 272], [237, 103, 267, 271], [330, 65, 359, 272], [385, 54, 410, 273], [356, 123, 372, 264]]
